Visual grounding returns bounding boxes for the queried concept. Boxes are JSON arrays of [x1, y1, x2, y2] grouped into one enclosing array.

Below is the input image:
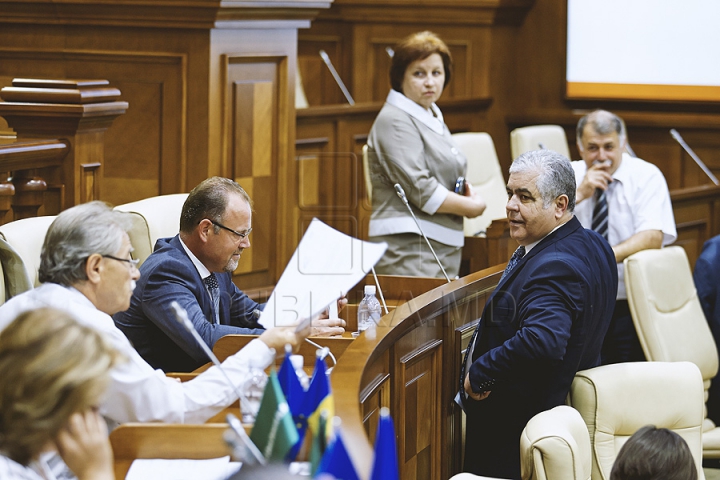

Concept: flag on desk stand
[[370, 407, 399, 480], [293, 350, 334, 459], [249, 369, 299, 461], [277, 345, 306, 415], [277, 345, 307, 460], [315, 420, 359, 480], [310, 410, 329, 475]]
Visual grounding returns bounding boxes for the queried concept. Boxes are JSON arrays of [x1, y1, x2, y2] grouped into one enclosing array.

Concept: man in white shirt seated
[[0, 201, 308, 426], [572, 110, 677, 364]]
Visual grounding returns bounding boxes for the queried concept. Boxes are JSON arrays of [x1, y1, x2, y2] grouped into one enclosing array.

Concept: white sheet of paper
[[125, 456, 241, 480], [258, 219, 387, 328]]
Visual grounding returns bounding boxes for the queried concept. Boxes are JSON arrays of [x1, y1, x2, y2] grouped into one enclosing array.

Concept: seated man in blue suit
[[114, 177, 345, 372], [459, 150, 618, 478]]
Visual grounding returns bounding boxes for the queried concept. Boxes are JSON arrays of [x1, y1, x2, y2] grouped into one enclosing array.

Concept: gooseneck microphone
[[170, 301, 266, 465], [319, 50, 355, 106], [394, 183, 451, 283], [670, 129, 719, 186]]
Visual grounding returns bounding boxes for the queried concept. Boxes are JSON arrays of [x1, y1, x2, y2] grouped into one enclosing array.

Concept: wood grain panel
[[360, 371, 391, 443], [0, 48, 185, 205], [223, 55, 286, 287], [398, 340, 442, 480], [298, 31, 348, 106]]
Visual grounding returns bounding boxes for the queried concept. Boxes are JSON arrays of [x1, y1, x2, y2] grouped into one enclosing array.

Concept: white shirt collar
[[524, 220, 568, 254], [179, 237, 212, 280], [610, 152, 632, 185], [385, 89, 445, 135]]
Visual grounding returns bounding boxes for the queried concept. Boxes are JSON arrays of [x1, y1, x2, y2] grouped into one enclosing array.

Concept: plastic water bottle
[[357, 285, 382, 333], [241, 360, 268, 424]]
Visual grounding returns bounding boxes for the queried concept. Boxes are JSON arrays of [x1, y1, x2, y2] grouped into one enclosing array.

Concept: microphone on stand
[[670, 129, 720, 186], [170, 301, 266, 465], [371, 266, 389, 315], [394, 183, 452, 283], [319, 50, 355, 106]]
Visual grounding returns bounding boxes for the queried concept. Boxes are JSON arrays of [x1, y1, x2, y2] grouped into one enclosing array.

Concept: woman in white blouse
[[367, 31, 486, 278], [0, 308, 122, 480]]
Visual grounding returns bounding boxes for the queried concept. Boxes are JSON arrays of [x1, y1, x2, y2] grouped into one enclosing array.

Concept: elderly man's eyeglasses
[[210, 220, 252, 240], [102, 254, 140, 269]]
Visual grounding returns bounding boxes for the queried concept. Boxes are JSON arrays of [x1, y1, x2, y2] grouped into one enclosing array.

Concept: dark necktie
[[458, 245, 526, 401], [204, 273, 220, 324], [500, 245, 526, 282], [592, 188, 609, 240]]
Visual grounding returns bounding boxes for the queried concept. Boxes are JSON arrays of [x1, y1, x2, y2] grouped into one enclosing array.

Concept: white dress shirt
[[572, 153, 677, 299], [0, 283, 273, 425]]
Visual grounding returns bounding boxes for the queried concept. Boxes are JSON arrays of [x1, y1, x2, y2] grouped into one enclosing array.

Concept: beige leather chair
[[450, 405, 591, 480], [520, 406, 592, 480], [0, 215, 56, 294], [624, 246, 720, 459], [510, 125, 571, 160], [451, 132, 507, 236], [115, 193, 188, 266], [569, 362, 705, 480]]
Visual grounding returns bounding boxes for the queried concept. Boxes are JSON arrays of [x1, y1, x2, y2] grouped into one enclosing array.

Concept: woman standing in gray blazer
[[367, 31, 486, 278]]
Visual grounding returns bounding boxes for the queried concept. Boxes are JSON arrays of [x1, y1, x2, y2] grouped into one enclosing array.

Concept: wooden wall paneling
[[359, 348, 391, 443], [395, 337, 443, 480], [453, 320, 479, 474], [295, 119, 336, 244], [221, 54, 288, 287], [671, 186, 720, 269], [297, 24, 349, 106], [348, 24, 490, 104], [0, 38, 187, 206]]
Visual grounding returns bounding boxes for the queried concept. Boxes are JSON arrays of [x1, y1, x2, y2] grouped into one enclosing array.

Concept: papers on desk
[[258, 218, 387, 329], [125, 456, 240, 480]]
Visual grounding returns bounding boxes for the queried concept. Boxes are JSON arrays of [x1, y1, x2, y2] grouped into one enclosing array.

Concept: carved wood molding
[[320, 0, 536, 26], [0, 0, 333, 29]]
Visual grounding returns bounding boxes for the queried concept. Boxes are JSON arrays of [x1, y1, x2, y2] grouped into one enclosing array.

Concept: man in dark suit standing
[[459, 150, 617, 478], [114, 177, 345, 372]]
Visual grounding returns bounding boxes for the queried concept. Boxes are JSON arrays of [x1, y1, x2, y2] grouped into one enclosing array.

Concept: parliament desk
[[332, 264, 503, 480]]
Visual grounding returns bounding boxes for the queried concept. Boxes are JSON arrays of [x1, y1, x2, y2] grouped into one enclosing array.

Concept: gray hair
[[38, 201, 132, 286], [509, 149, 576, 212], [179, 177, 252, 234], [576, 109, 627, 146]]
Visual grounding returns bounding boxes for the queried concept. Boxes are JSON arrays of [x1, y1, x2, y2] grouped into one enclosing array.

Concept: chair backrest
[[569, 362, 705, 480], [451, 132, 507, 236], [520, 406, 592, 480], [115, 193, 189, 266], [510, 125, 571, 160], [625, 246, 719, 383], [0, 215, 56, 292], [362, 144, 372, 204]]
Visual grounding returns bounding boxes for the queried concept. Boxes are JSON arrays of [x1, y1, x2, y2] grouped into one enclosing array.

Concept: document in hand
[[258, 218, 387, 329]]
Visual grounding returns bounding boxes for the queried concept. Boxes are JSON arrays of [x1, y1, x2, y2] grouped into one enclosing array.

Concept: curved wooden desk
[[332, 265, 504, 480]]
